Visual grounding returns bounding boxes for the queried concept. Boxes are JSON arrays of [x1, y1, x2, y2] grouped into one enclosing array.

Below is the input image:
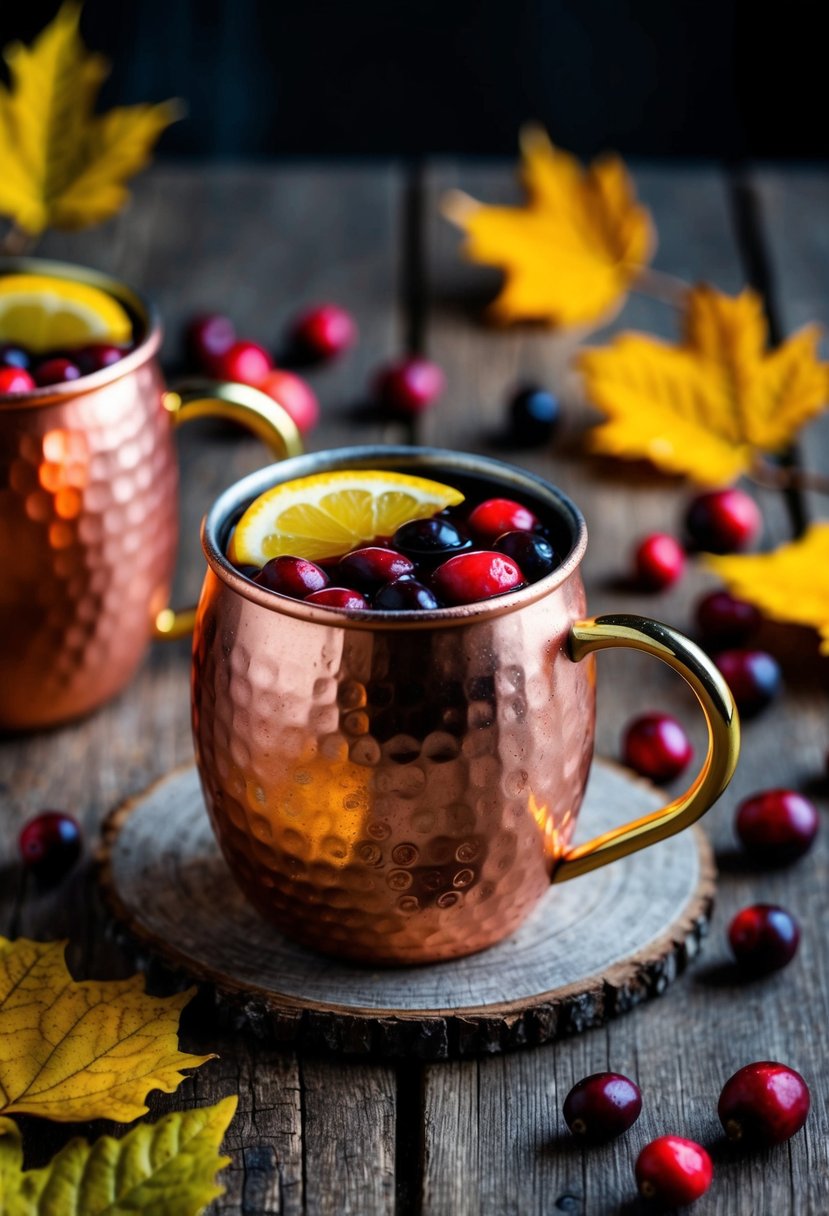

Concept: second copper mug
[[192, 446, 740, 965]]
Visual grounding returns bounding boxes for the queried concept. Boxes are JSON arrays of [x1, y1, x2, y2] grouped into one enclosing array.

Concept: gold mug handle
[[553, 613, 740, 883], [153, 379, 304, 641]]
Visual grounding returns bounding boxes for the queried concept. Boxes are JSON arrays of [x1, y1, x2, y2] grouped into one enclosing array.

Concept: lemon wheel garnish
[[230, 470, 465, 564], [0, 274, 133, 352]]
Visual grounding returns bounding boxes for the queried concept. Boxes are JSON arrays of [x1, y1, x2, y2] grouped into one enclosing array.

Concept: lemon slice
[[0, 274, 133, 352], [230, 469, 465, 564]]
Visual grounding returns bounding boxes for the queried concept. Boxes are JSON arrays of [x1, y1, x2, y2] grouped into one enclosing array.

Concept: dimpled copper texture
[[192, 447, 595, 965], [0, 259, 176, 729]]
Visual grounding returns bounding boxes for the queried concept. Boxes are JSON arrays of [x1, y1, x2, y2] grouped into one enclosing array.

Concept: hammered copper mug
[[192, 445, 740, 965], [0, 257, 302, 730]]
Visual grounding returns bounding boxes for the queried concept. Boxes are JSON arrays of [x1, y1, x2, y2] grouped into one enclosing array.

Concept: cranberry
[[0, 366, 35, 393], [468, 497, 540, 543], [33, 357, 81, 386], [508, 385, 560, 446], [290, 303, 357, 361], [696, 590, 761, 646], [19, 811, 82, 884], [186, 312, 236, 372], [374, 356, 445, 415], [494, 531, 557, 583], [718, 1062, 810, 1146], [562, 1072, 642, 1142], [432, 551, 524, 605], [635, 1136, 713, 1206], [305, 587, 369, 609], [214, 339, 273, 386], [735, 789, 819, 865], [337, 547, 414, 591], [374, 578, 441, 611], [715, 649, 781, 718], [0, 343, 31, 369], [685, 488, 762, 553], [634, 533, 686, 590], [254, 556, 329, 598], [393, 516, 472, 560], [622, 713, 693, 782], [75, 344, 125, 375], [728, 904, 800, 974], [260, 368, 320, 435]]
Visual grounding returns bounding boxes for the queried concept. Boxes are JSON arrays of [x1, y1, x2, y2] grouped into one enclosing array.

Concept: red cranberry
[[75, 344, 125, 375], [0, 366, 35, 393], [186, 312, 236, 372], [337, 547, 414, 591], [374, 356, 445, 416], [393, 516, 472, 560], [696, 590, 761, 646], [290, 303, 357, 360], [34, 357, 81, 387], [0, 343, 31, 370], [562, 1072, 642, 1142], [260, 368, 320, 435], [634, 533, 686, 590], [715, 649, 781, 718], [467, 497, 540, 543], [432, 551, 524, 605], [728, 904, 800, 974], [622, 713, 693, 782], [735, 789, 819, 865], [305, 587, 369, 609], [494, 531, 557, 583], [19, 811, 82, 884], [374, 578, 441, 611], [254, 556, 329, 598], [635, 1136, 713, 1206], [685, 488, 761, 553], [214, 339, 273, 386], [718, 1062, 810, 1146]]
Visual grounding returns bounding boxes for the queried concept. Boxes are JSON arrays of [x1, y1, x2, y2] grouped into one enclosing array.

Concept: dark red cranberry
[[494, 531, 557, 583], [508, 385, 560, 446], [468, 497, 540, 543], [374, 578, 441, 611], [696, 590, 761, 646], [305, 587, 369, 609], [214, 339, 273, 386], [75, 344, 125, 375], [19, 811, 83, 884], [0, 343, 31, 370], [186, 312, 236, 372], [34, 357, 81, 387], [260, 368, 320, 435], [622, 713, 693, 782], [393, 516, 472, 560], [374, 357, 445, 415], [634, 533, 686, 590], [337, 547, 414, 592], [718, 1062, 810, 1146], [562, 1072, 642, 1142], [685, 488, 762, 553], [715, 649, 781, 718], [290, 303, 357, 361], [0, 366, 35, 393], [432, 551, 524, 605], [728, 904, 800, 974], [635, 1136, 713, 1206], [254, 556, 329, 598], [735, 789, 819, 865]]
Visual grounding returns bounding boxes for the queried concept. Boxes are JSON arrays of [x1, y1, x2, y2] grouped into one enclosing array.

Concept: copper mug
[[0, 257, 301, 730], [192, 446, 740, 965]]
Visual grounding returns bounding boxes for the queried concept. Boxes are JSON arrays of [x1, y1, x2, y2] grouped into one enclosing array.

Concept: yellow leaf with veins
[[581, 284, 828, 484]]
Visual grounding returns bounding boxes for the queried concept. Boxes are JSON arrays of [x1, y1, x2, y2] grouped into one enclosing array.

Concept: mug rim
[[201, 445, 589, 630], [0, 255, 161, 409]]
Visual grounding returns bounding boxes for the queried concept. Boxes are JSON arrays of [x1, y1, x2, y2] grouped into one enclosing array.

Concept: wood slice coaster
[[99, 760, 715, 1059]]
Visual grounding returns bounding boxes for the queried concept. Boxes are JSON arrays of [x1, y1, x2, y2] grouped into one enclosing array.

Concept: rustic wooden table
[[2, 161, 827, 1214]]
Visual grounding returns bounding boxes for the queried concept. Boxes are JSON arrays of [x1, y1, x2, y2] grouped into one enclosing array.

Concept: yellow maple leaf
[[581, 284, 828, 484], [442, 126, 655, 327], [0, 3, 180, 235], [0, 936, 213, 1122], [0, 1097, 236, 1215], [706, 523, 829, 653]]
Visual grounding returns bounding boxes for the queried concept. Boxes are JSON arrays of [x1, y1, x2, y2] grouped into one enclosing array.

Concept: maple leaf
[[581, 284, 828, 484], [442, 125, 655, 328], [0, 936, 213, 1122], [706, 523, 829, 653], [0, 3, 180, 235], [0, 1096, 236, 1215]]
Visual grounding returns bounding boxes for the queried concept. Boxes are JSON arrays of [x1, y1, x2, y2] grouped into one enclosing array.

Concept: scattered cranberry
[[374, 578, 441, 611], [393, 516, 472, 560], [508, 385, 560, 446], [214, 339, 273, 386], [685, 488, 762, 553], [0, 343, 31, 370], [186, 312, 236, 372], [374, 356, 445, 416], [254, 556, 329, 597], [562, 1072, 642, 1142], [75, 344, 125, 375], [622, 713, 693, 782], [634, 533, 686, 590], [0, 366, 35, 393], [260, 368, 320, 435], [696, 590, 761, 646], [33, 357, 81, 387], [494, 531, 557, 583], [290, 303, 357, 361], [718, 1062, 810, 1146], [728, 904, 800, 975], [635, 1136, 713, 1206], [468, 497, 540, 543], [432, 551, 524, 605], [19, 811, 83, 884], [735, 789, 819, 865], [715, 649, 781, 718], [337, 547, 414, 591], [305, 587, 369, 609]]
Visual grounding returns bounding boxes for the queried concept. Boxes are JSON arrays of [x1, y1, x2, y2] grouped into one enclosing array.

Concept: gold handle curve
[[553, 613, 740, 883], [153, 379, 304, 641]]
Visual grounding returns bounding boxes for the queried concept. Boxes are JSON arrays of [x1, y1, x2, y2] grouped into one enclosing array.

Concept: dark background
[[0, 0, 823, 159]]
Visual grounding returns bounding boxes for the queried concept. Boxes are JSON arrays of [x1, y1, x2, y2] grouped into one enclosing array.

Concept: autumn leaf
[[442, 125, 655, 328], [0, 3, 180, 235], [0, 1097, 236, 1215], [581, 284, 828, 484], [706, 523, 829, 653], [0, 936, 213, 1122]]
